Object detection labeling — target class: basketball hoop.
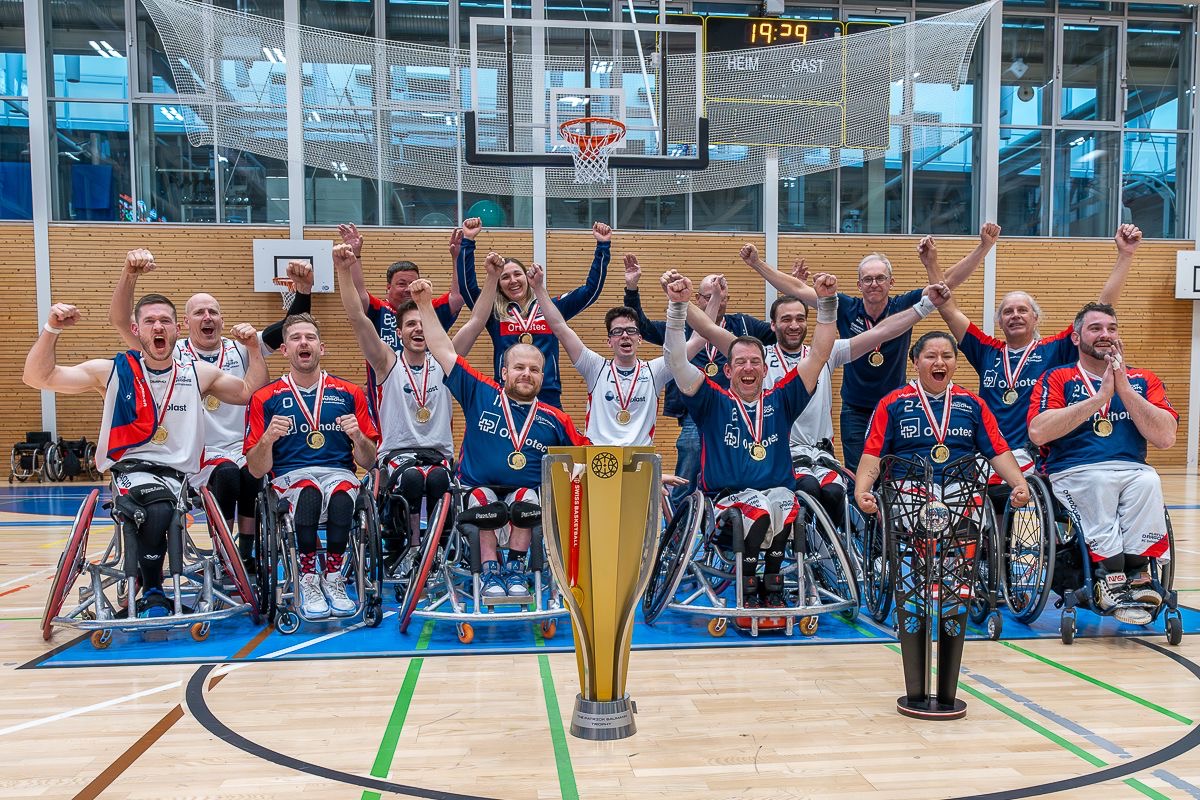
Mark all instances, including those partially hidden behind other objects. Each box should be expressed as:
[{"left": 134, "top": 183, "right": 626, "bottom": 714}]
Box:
[
  {"left": 272, "top": 277, "right": 297, "bottom": 312},
  {"left": 559, "top": 117, "right": 626, "bottom": 184}
]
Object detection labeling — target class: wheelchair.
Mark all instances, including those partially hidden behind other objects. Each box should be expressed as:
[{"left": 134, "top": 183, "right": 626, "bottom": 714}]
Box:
[
  {"left": 42, "top": 436, "right": 101, "bottom": 482},
  {"left": 395, "top": 481, "right": 566, "bottom": 644},
  {"left": 9, "top": 431, "right": 53, "bottom": 483},
  {"left": 255, "top": 472, "right": 386, "bottom": 633},
  {"left": 642, "top": 486, "right": 859, "bottom": 638},
  {"left": 1015, "top": 471, "right": 1181, "bottom": 646},
  {"left": 40, "top": 467, "right": 260, "bottom": 648}
]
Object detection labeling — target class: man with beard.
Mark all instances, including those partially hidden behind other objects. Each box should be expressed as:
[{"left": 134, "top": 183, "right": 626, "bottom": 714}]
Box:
[
  {"left": 1028, "top": 303, "right": 1177, "bottom": 626},
  {"left": 244, "top": 314, "right": 380, "bottom": 619},
  {"left": 24, "top": 296, "right": 267, "bottom": 616},
  {"left": 410, "top": 278, "right": 588, "bottom": 599}
]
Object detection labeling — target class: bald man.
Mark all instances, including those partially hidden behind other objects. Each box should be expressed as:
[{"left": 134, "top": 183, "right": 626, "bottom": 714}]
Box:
[{"left": 108, "top": 249, "right": 313, "bottom": 569}]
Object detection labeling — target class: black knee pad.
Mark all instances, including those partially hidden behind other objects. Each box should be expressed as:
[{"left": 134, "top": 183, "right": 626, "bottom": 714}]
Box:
[
  {"left": 457, "top": 501, "right": 508, "bottom": 530},
  {"left": 326, "top": 491, "right": 355, "bottom": 553},
  {"left": 509, "top": 500, "right": 541, "bottom": 529},
  {"left": 237, "top": 465, "right": 258, "bottom": 517},
  {"left": 397, "top": 467, "right": 428, "bottom": 507},
  {"left": 292, "top": 487, "right": 323, "bottom": 553},
  {"left": 1125, "top": 554, "right": 1149, "bottom": 571},
  {"left": 207, "top": 462, "right": 241, "bottom": 518},
  {"left": 425, "top": 466, "right": 451, "bottom": 501},
  {"left": 744, "top": 515, "right": 770, "bottom": 554}
]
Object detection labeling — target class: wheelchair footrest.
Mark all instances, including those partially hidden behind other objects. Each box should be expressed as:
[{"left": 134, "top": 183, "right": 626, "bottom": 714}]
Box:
[{"left": 480, "top": 595, "right": 536, "bottom": 609}]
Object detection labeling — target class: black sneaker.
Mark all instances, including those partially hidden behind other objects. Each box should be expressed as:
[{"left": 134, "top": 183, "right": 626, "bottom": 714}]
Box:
[{"left": 759, "top": 573, "right": 787, "bottom": 609}]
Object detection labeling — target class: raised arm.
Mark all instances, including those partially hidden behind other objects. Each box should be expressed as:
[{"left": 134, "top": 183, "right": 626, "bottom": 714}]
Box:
[
  {"left": 409, "top": 278, "right": 458, "bottom": 373},
  {"left": 685, "top": 301, "right": 736, "bottom": 356},
  {"left": 196, "top": 324, "right": 268, "bottom": 405},
  {"left": 739, "top": 244, "right": 819, "bottom": 306},
  {"left": 552, "top": 222, "right": 611, "bottom": 320},
  {"left": 622, "top": 254, "right": 667, "bottom": 345},
  {"left": 455, "top": 217, "right": 484, "bottom": 308},
  {"left": 445, "top": 227, "right": 466, "bottom": 318},
  {"left": 452, "top": 250, "right": 501, "bottom": 356},
  {"left": 262, "top": 260, "right": 314, "bottom": 352},
  {"left": 846, "top": 283, "right": 947, "bottom": 360},
  {"left": 1098, "top": 224, "right": 1141, "bottom": 305},
  {"left": 333, "top": 243, "right": 395, "bottom": 377},
  {"left": 108, "top": 249, "right": 155, "bottom": 350},
  {"left": 916, "top": 236, "right": 971, "bottom": 341},
  {"left": 337, "top": 223, "right": 370, "bottom": 314},
  {"left": 1027, "top": 368, "right": 1114, "bottom": 447},
  {"left": 24, "top": 304, "right": 112, "bottom": 394},
  {"left": 794, "top": 274, "right": 839, "bottom": 393},
  {"left": 941, "top": 222, "right": 1000, "bottom": 290},
  {"left": 662, "top": 272, "right": 705, "bottom": 396},
  {"left": 528, "top": 260, "right": 585, "bottom": 364}
]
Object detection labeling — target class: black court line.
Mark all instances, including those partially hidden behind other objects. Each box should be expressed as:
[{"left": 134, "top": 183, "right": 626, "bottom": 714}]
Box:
[
  {"left": 951, "top": 639, "right": 1200, "bottom": 800},
  {"left": 17, "top": 632, "right": 89, "bottom": 670},
  {"left": 184, "top": 664, "right": 500, "bottom": 800}
]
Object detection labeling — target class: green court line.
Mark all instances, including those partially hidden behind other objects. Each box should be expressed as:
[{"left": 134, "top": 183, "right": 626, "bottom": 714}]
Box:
[
  {"left": 360, "top": 621, "right": 434, "bottom": 800},
  {"left": 999, "top": 640, "right": 1193, "bottom": 725},
  {"left": 843, "top": 616, "right": 884, "bottom": 639},
  {"left": 1124, "top": 778, "right": 1173, "bottom": 799},
  {"left": 0, "top": 616, "right": 40, "bottom": 621},
  {"left": 535, "top": 628, "right": 580, "bottom": 800}
]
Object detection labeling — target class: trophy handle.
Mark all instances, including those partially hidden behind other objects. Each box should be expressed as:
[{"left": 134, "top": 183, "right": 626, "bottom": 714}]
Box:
[
  {"left": 612, "top": 453, "right": 661, "bottom": 683},
  {"left": 540, "top": 454, "right": 595, "bottom": 694}
]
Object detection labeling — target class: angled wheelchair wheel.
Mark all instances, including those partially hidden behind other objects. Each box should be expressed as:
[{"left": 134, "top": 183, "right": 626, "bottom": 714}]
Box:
[
  {"left": 352, "top": 482, "right": 385, "bottom": 614},
  {"left": 1002, "top": 474, "right": 1056, "bottom": 625},
  {"left": 642, "top": 491, "right": 706, "bottom": 625},
  {"left": 859, "top": 496, "right": 892, "bottom": 624},
  {"left": 398, "top": 492, "right": 451, "bottom": 634},
  {"left": 969, "top": 501, "right": 1000, "bottom": 627},
  {"left": 793, "top": 491, "right": 859, "bottom": 623},
  {"left": 83, "top": 442, "right": 100, "bottom": 480},
  {"left": 43, "top": 443, "right": 65, "bottom": 482},
  {"left": 254, "top": 488, "right": 279, "bottom": 622},
  {"left": 42, "top": 488, "right": 100, "bottom": 640},
  {"left": 1159, "top": 510, "right": 1175, "bottom": 593},
  {"left": 201, "top": 488, "right": 261, "bottom": 625}
]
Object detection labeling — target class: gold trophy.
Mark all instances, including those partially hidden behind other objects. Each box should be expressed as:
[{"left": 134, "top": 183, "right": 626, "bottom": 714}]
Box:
[{"left": 542, "top": 446, "right": 661, "bottom": 740}]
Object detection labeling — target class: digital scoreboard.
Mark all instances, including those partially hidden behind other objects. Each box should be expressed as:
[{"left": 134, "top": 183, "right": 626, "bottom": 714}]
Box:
[{"left": 704, "top": 17, "right": 844, "bottom": 52}]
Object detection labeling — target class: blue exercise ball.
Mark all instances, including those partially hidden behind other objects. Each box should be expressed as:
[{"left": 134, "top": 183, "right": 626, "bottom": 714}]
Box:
[{"left": 465, "top": 199, "right": 506, "bottom": 228}]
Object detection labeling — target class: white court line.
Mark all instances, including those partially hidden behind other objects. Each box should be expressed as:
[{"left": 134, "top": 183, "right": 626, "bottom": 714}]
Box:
[
  {"left": 0, "top": 568, "right": 55, "bottom": 589},
  {"left": 0, "top": 611, "right": 396, "bottom": 738}
]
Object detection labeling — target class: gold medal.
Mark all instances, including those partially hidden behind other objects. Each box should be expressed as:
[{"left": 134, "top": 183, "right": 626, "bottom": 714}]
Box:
[
  {"left": 507, "top": 451, "right": 527, "bottom": 470},
  {"left": 616, "top": 409, "right": 632, "bottom": 425},
  {"left": 705, "top": 362, "right": 719, "bottom": 376},
  {"left": 867, "top": 351, "right": 885, "bottom": 368},
  {"left": 930, "top": 443, "right": 950, "bottom": 463},
  {"left": 415, "top": 406, "right": 432, "bottom": 424},
  {"left": 307, "top": 431, "right": 326, "bottom": 449},
  {"left": 1002, "top": 389, "right": 1018, "bottom": 406},
  {"left": 1093, "top": 418, "right": 1114, "bottom": 437},
  {"left": 151, "top": 426, "right": 168, "bottom": 446},
  {"left": 204, "top": 395, "right": 220, "bottom": 412},
  {"left": 518, "top": 332, "right": 533, "bottom": 345},
  {"left": 749, "top": 443, "right": 767, "bottom": 462}
]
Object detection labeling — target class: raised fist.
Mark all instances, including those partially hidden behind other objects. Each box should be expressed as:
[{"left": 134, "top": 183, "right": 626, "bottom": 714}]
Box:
[
  {"left": 408, "top": 278, "right": 433, "bottom": 304},
  {"left": 265, "top": 415, "right": 292, "bottom": 443},
  {"left": 287, "top": 259, "right": 315, "bottom": 294},
  {"left": 980, "top": 222, "right": 1001, "bottom": 248},
  {"left": 229, "top": 323, "right": 258, "bottom": 345},
  {"left": 484, "top": 251, "right": 504, "bottom": 276},
  {"left": 739, "top": 243, "right": 760, "bottom": 265},
  {"left": 331, "top": 244, "right": 356, "bottom": 272},
  {"left": 916, "top": 235, "right": 937, "bottom": 266},
  {"left": 624, "top": 253, "right": 642, "bottom": 290},
  {"left": 1115, "top": 223, "right": 1142, "bottom": 255},
  {"left": 592, "top": 222, "right": 612, "bottom": 243},
  {"left": 48, "top": 303, "right": 81, "bottom": 329},
  {"left": 448, "top": 227, "right": 463, "bottom": 262},
  {"left": 812, "top": 273, "right": 838, "bottom": 298},
  {"left": 666, "top": 275, "right": 692, "bottom": 303},
  {"left": 659, "top": 269, "right": 683, "bottom": 292},
  {"left": 923, "top": 282, "right": 951, "bottom": 307},
  {"left": 337, "top": 223, "right": 363, "bottom": 257},
  {"left": 527, "top": 263, "right": 545, "bottom": 290},
  {"left": 124, "top": 249, "right": 157, "bottom": 275},
  {"left": 462, "top": 217, "right": 483, "bottom": 240},
  {"left": 336, "top": 413, "right": 360, "bottom": 440}
]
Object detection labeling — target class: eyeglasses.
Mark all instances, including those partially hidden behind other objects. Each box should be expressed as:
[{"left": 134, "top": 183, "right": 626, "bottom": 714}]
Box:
[
  {"left": 608, "top": 326, "right": 641, "bottom": 338},
  {"left": 694, "top": 292, "right": 713, "bottom": 301},
  {"left": 859, "top": 276, "right": 890, "bottom": 286}
]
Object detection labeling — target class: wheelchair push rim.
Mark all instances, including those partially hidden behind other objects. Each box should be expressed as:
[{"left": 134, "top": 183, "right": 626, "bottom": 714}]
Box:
[{"left": 42, "top": 488, "right": 100, "bottom": 640}]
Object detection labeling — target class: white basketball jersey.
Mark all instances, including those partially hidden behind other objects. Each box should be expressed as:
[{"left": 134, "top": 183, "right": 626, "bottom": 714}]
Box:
[
  {"left": 574, "top": 349, "right": 671, "bottom": 447},
  {"left": 377, "top": 354, "right": 453, "bottom": 460},
  {"left": 174, "top": 338, "right": 247, "bottom": 455},
  {"left": 764, "top": 339, "right": 852, "bottom": 451},
  {"left": 97, "top": 357, "right": 205, "bottom": 474}
]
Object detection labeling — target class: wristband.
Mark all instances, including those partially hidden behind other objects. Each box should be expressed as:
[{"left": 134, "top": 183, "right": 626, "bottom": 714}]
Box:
[
  {"left": 666, "top": 300, "right": 688, "bottom": 329},
  {"left": 913, "top": 295, "right": 936, "bottom": 319},
  {"left": 44, "top": 323, "right": 63, "bottom": 335},
  {"left": 816, "top": 295, "right": 837, "bottom": 325}
]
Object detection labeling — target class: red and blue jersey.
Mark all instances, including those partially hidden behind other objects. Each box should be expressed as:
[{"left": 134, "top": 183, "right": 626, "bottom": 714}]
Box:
[
  {"left": 244, "top": 373, "right": 380, "bottom": 477},
  {"left": 959, "top": 323, "right": 1076, "bottom": 448},
  {"left": 837, "top": 289, "right": 924, "bottom": 409},
  {"left": 1028, "top": 364, "right": 1176, "bottom": 475},
  {"left": 456, "top": 237, "right": 610, "bottom": 408},
  {"left": 444, "top": 356, "right": 588, "bottom": 489},
  {"left": 864, "top": 383, "right": 1009, "bottom": 479},
  {"left": 365, "top": 291, "right": 456, "bottom": 421},
  {"left": 681, "top": 369, "right": 813, "bottom": 493}
]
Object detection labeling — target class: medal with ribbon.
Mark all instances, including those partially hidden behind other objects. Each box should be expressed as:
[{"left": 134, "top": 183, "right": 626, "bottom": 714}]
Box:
[
  {"left": 703, "top": 343, "right": 720, "bottom": 377},
  {"left": 733, "top": 391, "right": 767, "bottom": 462},
  {"left": 1075, "top": 364, "right": 1113, "bottom": 437},
  {"left": 187, "top": 340, "right": 226, "bottom": 412},
  {"left": 508, "top": 300, "right": 540, "bottom": 345},
  {"left": 500, "top": 391, "right": 540, "bottom": 470},
  {"left": 863, "top": 316, "right": 884, "bottom": 367},
  {"left": 913, "top": 379, "right": 954, "bottom": 463},
  {"left": 609, "top": 360, "right": 642, "bottom": 425},
  {"left": 402, "top": 355, "right": 433, "bottom": 424},
  {"left": 1000, "top": 341, "right": 1037, "bottom": 406},
  {"left": 285, "top": 371, "right": 328, "bottom": 449},
  {"left": 148, "top": 362, "right": 178, "bottom": 446}
]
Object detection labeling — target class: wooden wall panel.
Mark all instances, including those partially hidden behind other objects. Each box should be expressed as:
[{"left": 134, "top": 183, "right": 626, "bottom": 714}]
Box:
[
  {"left": 1, "top": 224, "right": 1190, "bottom": 476},
  {"left": 0, "top": 223, "right": 42, "bottom": 465}
]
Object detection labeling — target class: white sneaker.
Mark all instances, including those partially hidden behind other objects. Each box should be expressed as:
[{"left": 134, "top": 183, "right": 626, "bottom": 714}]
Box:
[
  {"left": 299, "top": 572, "right": 329, "bottom": 618},
  {"left": 322, "top": 571, "right": 356, "bottom": 617}
]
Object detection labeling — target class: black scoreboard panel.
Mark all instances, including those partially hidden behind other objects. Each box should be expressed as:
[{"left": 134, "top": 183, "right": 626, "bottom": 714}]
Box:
[{"left": 703, "top": 16, "right": 844, "bottom": 52}]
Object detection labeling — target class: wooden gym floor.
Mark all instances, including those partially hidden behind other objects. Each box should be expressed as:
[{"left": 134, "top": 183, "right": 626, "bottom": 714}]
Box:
[{"left": 1, "top": 473, "right": 1199, "bottom": 800}]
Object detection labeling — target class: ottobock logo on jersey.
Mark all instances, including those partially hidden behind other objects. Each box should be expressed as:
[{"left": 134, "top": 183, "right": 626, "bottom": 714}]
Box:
[
  {"left": 724, "top": 424, "right": 740, "bottom": 447},
  {"left": 982, "top": 372, "right": 997, "bottom": 388},
  {"left": 900, "top": 419, "right": 920, "bottom": 438},
  {"left": 478, "top": 412, "right": 500, "bottom": 434}
]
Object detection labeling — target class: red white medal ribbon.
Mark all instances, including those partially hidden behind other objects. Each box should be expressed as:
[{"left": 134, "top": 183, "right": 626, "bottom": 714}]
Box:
[
  {"left": 863, "top": 316, "right": 882, "bottom": 359},
  {"left": 732, "top": 391, "right": 765, "bottom": 448},
  {"left": 499, "top": 391, "right": 540, "bottom": 455},
  {"left": 608, "top": 359, "right": 643, "bottom": 413},
  {"left": 704, "top": 342, "right": 720, "bottom": 372},
  {"left": 284, "top": 371, "right": 326, "bottom": 434},
  {"left": 400, "top": 355, "right": 431, "bottom": 409},
  {"left": 1002, "top": 341, "right": 1037, "bottom": 393},
  {"left": 147, "top": 361, "right": 178, "bottom": 430},
  {"left": 913, "top": 379, "right": 953, "bottom": 446},
  {"left": 507, "top": 300, "right": 541, "bottom": 338},
  {"left": 773, "top": 344, "right": 805, "bottom": 374},
  {"left": 1075, "top": 364, "right": 1111, "bottom": 418},
  {"left": 185, "top": 339, "right": 225, "bottom": 369}
]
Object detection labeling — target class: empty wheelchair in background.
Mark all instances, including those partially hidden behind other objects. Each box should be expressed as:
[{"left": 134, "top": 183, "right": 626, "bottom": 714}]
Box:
[
  {"left": 41, "top": 436, "right": 101, "bottom": 482},
  {"left": 395, "top": 482, "right": 566, "bottom": 644},
  {"left": 41, "top": 467, "right": 259, "bottom": 648},
  {"left": 9, "top": 431, "right": 53, "bottom": 483},
  {"left": 255, "top": 471, "right": 386, "bottom": 633},
  {"left": 642, "top": 488, "right": 858, "bottom": 638}
]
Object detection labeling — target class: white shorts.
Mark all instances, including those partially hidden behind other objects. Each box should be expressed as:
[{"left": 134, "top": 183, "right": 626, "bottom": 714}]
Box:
[
  {"left": 271, "top": 467, "right": 360, "bottom": 524},
  {"left": 715, "top": 487, "right": 798, "bottom": 550},
  {"left": 191, "top": 448, "right": 248, "bottom": 490},
  {"left": 884, "top": 481, "right": 985, "bottom": 533},
  {"left": 1050, "top": 466, "right": 1169, "bottom": 563},
  {"left": 791, "top": 445, "right": 845, "bottom": 488},
  {"left": 986, "top": 447, "right": 1034, "bottom": 487},
  {"left": 466, "top": 486, "right": 539, "bottom": 548},
  {"left": 113, "top": 470, "right": 185, "bottom": 501}
]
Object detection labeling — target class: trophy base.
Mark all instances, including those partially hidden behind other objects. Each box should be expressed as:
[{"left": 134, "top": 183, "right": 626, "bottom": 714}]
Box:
[
  {"left": 569, "top": 694, "right": 637, "bottom": 740},
  {"left": 896, "top": 696, "right": 967, "bottom": 720}
]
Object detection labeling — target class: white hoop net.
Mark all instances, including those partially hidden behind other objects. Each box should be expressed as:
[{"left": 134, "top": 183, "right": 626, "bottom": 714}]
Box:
[
  {"left": 560, "top": 119, "right": 626, "bottom": 185},
  {"left": 272, "top": 277, "right": 297, "bottom": 312}
]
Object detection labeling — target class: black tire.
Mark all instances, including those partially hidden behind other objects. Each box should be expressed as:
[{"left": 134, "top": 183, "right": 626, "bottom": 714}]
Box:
[
  {"left": 1060, "top": 613, "right": 1075, "bottom": 645},
  {"left": 642, "top": 491, "right": 705, "bottom": 626},
  {"left": 202, "top": 487, "right": 261, "bottom": 625},
  {"left": 43, "top": 444, "right": 65, "bottom": 482},
  {"left": 398, "top": 493, "right": 451, "bottom": 634},
  {"left": 42, "top": 489, "right": 99, "bottom": 640},
  {"left": 860, "top": 495, "right": 892, "bottom": 623},
  {"left": 254, "top": 490, "right": 278, "bottom": 623},
  {"left": 793, "top": 491, "right": 859, "bottom": 623},
  {"left": 1002, "top": 474, "right": 1056, "bottom": 625},
  {"left": 1166, "top": 613, "right": 1183, "bottom": 646}
]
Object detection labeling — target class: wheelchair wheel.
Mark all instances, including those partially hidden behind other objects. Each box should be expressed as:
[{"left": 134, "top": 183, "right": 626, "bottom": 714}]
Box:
[
  {"left": 642, "top": 491, "right": 706, "bottom": 625},
  {"left": 43, "top": 444, "right": 65, "bottom": 482},
  {"left": 254, "top": 490, "right": 279, "bottom": 622},
  {"left": 84, "top": 442, "right": 100, "bottom": 480},
  {"left": 353, "top": 483, "right": 385, "bottom": 619},
  {"left": 42, "top": 488, "right": 100, "bottom": 640},
  {"left": 969, "top": 502, "right": 1000, "bottom": 627},
  {"left": 398, "top": 492, "right": 451, "bottom": 634},
  {"left": 793, "top": 491, "right": 859, "bottom": 623},
  {"left": 1002, "top": 475, "right": 1056, "bottom": 625},
  {"left": 860, "top": 495, "right": 892, "bottom": 623},
  {"left": 201, "top": 488, "right": 261, "bottom": 624},
  {"left": 1159, "top": 510, "right": 1175, "bottom": 593}
]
